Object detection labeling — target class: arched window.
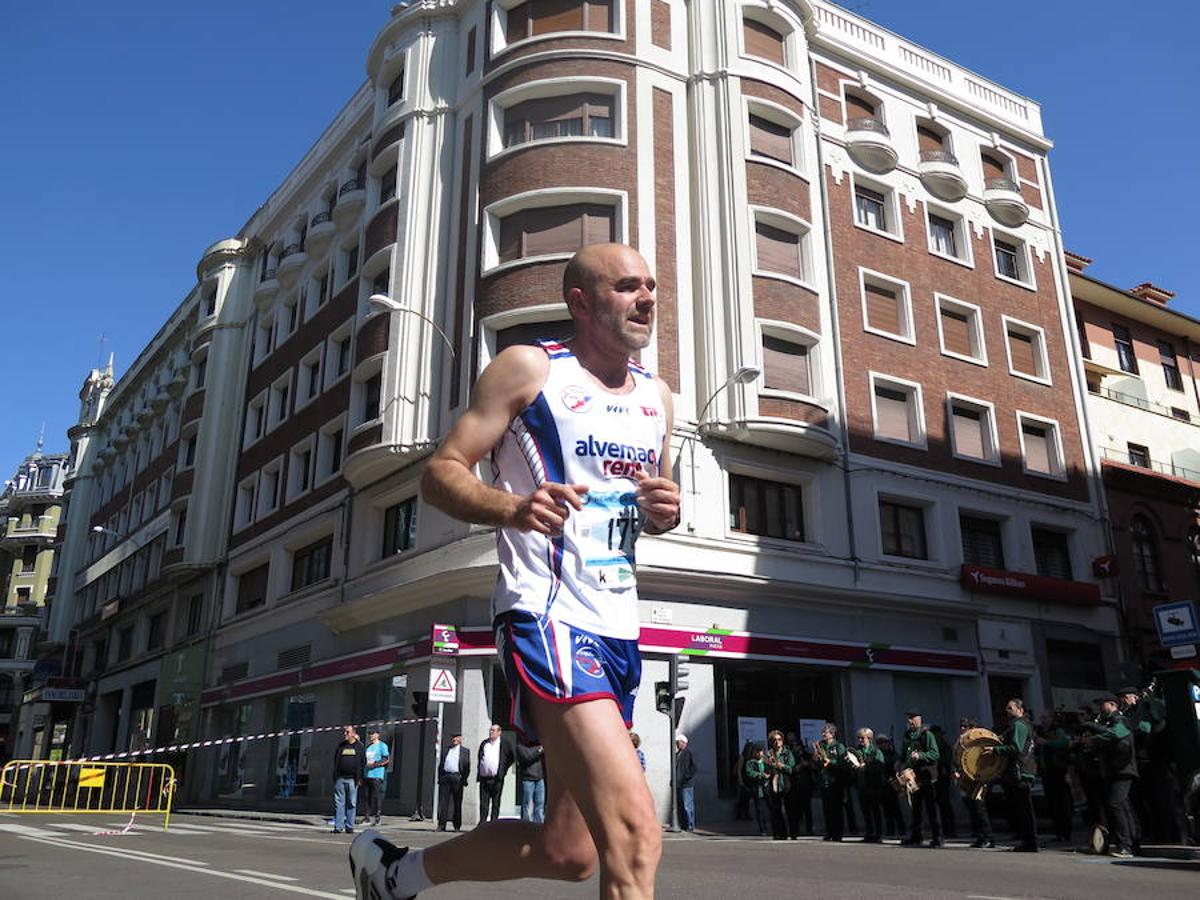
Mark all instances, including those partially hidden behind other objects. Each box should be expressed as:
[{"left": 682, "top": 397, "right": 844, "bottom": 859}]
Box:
[{"left": 1130, "top": 515, "right": 1163, "bottom": 593}]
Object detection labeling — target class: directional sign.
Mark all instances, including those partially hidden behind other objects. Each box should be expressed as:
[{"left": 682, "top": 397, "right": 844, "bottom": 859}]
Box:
[
  {"left": 1153, "top": 601, "right": 1200, "bottom": 647},
  {"left": 429, "top": 664, "right": 457, "bottom": 704}
]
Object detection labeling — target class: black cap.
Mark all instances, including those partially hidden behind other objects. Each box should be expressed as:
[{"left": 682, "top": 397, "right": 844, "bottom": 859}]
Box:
[
  {"left": 1115, "top": 686, "right": 1139, "bottom": 697},
  {"left": 1093, "top": 692, "right": 1118, "bottom": 705},
  {"left": 905, "top": 709, "right": 922, "bottom": 718}
]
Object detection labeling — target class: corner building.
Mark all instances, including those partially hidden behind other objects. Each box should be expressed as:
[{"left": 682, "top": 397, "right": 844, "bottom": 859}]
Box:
[{"left": 56, "top": 1, "right": 1120, "bottom": 823}]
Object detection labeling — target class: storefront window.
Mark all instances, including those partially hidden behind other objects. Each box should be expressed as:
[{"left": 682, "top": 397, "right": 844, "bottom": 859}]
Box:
[{"left": 275, "top": 693, "right": 316, "bottom": 798}]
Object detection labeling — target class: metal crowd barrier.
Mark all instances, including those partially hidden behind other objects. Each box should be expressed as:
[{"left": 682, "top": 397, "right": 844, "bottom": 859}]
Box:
[{"left": 0, "top": 760, "right": 175, "bottom": 830}]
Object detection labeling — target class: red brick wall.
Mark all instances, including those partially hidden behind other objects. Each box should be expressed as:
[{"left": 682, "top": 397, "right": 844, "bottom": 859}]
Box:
[
  {"left": 752, "top": 278, "right": 821, "bottom": 334},
  {"left": 652, "top": 87, "right": 679, "bottom": 391},
  {"left": 651, "top": 0, "right": 671, "bottom": 50}
]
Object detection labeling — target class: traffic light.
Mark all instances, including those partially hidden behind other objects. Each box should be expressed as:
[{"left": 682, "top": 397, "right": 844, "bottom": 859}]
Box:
[
  {"left": 411, "top": 690, "right": 428, "bottom": 718},
  {"left": 675, "top": 657, "right": 691, "bottom": 694},
  {"left": 655, "top": 681, "right": 671, "bottom": 715}
]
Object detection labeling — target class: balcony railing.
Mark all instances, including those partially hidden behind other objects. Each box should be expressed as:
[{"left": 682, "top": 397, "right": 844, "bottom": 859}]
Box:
[
  {"left": 1099, "top": 446, "right": 1200, "bottom": 484},
  {"left": 310, "top": 211, "right": 333, "bottom": 227},
  {"left": 985, "top": 176, "right": 1020, "bottom": 192},
  {"left": 279, "top": 243, "right": 304, "bottom": 259},
  {"left": 259, "top": 268, "right": 278, "bottom": 284},
  {"left": 920, "top": 148, "right": 959, "bottom": 165},
  {"left": 1089, "top": 383, "right": 1195, "bottom": 424},
  {"left": 339, "top": 178, "right": 366, "bottom": 197},
  {"left": 846, "top": 116, "right": 889, "bottom": 136}
]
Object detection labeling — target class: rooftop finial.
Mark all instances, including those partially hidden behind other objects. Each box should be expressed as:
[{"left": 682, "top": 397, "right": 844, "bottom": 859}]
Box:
[{"left": 36, "top": 422, "right": 45, "bottom": 453}]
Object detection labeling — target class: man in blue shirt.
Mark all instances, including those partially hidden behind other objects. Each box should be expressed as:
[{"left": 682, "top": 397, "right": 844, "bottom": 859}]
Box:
[{"left": 364, "top": 728, "right": 391, "bottom": 828}]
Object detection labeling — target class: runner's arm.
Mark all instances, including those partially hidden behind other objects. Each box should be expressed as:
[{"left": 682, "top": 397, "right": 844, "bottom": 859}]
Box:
[{"left": 639, "top": 378, "right": 681, "bottom": 534}]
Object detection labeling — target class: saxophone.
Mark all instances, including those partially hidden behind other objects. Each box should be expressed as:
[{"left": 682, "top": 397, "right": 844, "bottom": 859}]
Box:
[{"left": 812, "top": 740, "right": 830, "bottom": 769}]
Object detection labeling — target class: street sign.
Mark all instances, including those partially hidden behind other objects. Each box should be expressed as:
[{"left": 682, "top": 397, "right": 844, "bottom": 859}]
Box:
[
  {"left": 1169, "top": 644, "right": 1197, "bottom": 660},
  {"left": 1153, "top": 601, "right": 1200, "bottom": 647},
  {"left": 429, "top": 664, "right": 457, "bottom": 704},
  {"left": 432, "top": 623, "right": 459, "bottom": 656}
]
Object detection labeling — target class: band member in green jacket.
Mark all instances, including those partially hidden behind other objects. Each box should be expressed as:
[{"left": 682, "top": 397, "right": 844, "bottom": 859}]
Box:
[
  {"left": 853, "top": 728, "right": 887, "bottom": 843},
  {"left": 814, "top": 723, "right": 849, "bottom": 841},
  {"left": 899, "top": 710, "right": 941, "bottom": 847},
  {"left": 988, "top": 698, "right": 1038, "bottom": 852},
  {"left": 1036, "top": 709, "right": 1073, "bottom": 842},
  {"left": 1083, "top": 693, "right": 1138, "bottom": 858},
  {"left": 762, "top": 730, "right": 795, "bottom": 840},
  {"left": 743, "top": 743, "right": 770, "bottom": 836}
]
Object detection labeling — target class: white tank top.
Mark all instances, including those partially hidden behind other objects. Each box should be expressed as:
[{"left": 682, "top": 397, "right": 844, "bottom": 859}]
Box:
[{"left": 490, "top": 340, "right": 667, "bottom": 639}]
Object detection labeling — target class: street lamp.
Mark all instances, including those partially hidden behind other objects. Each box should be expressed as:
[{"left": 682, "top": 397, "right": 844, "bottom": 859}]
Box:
[
  {"left": 683, "top": 364, "right": 761, "bottom": 531},
  {"left": 367, "top": 294, "right": 455, "bottom": 357}
]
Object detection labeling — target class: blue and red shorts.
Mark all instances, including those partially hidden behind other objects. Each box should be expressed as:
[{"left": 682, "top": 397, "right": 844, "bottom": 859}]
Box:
[{"left": 495, "top": 611, "right": 641, "bottom": 742}]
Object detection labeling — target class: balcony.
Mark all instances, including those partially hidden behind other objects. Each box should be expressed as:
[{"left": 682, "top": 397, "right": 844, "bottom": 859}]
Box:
[
  {"left": 983, "top": 176, "right": 1029, "bottom": 226},
  {"left": 254, "top": 269, "right": 280, "bottom": 301},
  {"left": 276, "top": 243, "right": 308, "bottom": 286},
  {"left": 844, "top": 117, "right": 897, "bottom": 173},
  {"left": 306, "top": 211, "right": 336, "bottom": 251},
  {"left": 918, "top": 149, "right": 967, "bottom": 201},
  {"left": 1098, "top": 446, "right": 1200, "bottom": 485},
  {"left": 333, "top": 179, "right": 366, "bottom": 224}
]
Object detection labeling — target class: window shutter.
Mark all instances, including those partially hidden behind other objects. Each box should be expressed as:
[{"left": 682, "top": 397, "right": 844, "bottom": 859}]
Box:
[
  {"left": 941, "top": 307, "right": 972, "bottom": 357},
  {"left": 522, "top": 206, "right": 584, "bottom": 256},
  {"left": 749, "top": 114, "right": 793, "bottom": 165},
  {"left": 763, "top": 336, "right": 810, "bottom": 395},
  {"left": 845, "top": 94, "right": 875, "bottom": 118},
  {"left": 743, "top": 18, "right": 785, "bottom": 64},
  {"left": 533, "top": 0, "right": 584, "bottom": 35},
  {"left": 952, "top": 405, "right": 985, "bottom": 458},
  {"left": 755, "top": 222, "right": 802, "bottom": 278},
  {"left": 1008, "top": 329, "right": 1037, "bottom": 376},
  {"left": 917, "top": 125, "right": 943, "bottom": 152},
  {"left": 584, "top": 0, "right": 612, "bottom": 31},
  {"left": 582, "top": 205, "right": 614, "bottom": 245},
  {"left": 499, "top": 212, "right": 524, "bottom": 262},
  {"left": 875, "top": 386, "right": 911, "bottom": 442},
  {"left": 961, "top": 516, "right": 1005, "bottom": 568},
  {"left": 506, "top": 4, "right": 530, "bottom": 42},
  {"left": 864, "top": 282, "right": 901, "bottom": 335},
  {"left": 1022, "top": 423, "right": 1051, "bottom": 473}
]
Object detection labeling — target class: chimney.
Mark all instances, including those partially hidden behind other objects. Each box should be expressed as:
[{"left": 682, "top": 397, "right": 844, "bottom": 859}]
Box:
[
  {"left": 1129, "top": 282, "right": 1175, "bottom": 305},
  {"left": 1063, "top": 250, "right": 1092, "bottom": 273}
]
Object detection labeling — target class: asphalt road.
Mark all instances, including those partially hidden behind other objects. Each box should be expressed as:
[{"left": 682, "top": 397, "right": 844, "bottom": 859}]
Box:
[{"left": 0, "top": 813, "right": 1196, "bottom": 899}]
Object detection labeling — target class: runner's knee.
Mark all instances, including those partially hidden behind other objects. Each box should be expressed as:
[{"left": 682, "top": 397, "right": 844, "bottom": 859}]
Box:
[{"left": 538, "top": 835, "right": 598, "bottom": 882}]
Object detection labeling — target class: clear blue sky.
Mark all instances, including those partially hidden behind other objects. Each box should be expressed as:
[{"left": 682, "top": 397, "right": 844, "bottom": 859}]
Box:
[{"left": 1, "top": 1, "right": 1196, "bottom": 473}]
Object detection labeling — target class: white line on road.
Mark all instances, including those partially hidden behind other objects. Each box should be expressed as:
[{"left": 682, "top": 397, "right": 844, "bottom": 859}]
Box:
[
  {"left": 0, "top": 823, "right": 61, "bottom": 838},
  {"left": 15, "top": 833, "right": 347, "bottom": 898},
  {"left": 235, "top": 869, "right": 300, "bottom": 882}
]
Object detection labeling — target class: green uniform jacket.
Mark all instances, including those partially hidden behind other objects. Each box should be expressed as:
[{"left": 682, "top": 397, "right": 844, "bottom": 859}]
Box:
[
  {"left": 815, "top": 739, "right": 847, "bottom": 788},
  {"left": 899, "top": 728, "right": 939, "bottom": 782},
  {"left": 1037, "top": 726, "right": 1071, "bottom": 774},
  {"left": 744, "top": 757, "right": 768, "bottom": 799},
  {"left": 765, "top": 746, "right": 796, "bottom": 796},
  {"left": 854, "top": 744, "right": 887, "bottom": 793},
  {"left": 1088, "top": 714, "right": 1137, "bottom": 779},
  {"left": 996, "top": 717, "right": 1035, "bottom": 782}
]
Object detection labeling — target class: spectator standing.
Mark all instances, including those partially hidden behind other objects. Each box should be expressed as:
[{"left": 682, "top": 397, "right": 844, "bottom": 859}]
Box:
[
  {"left": 675, "top": 732, "right": 698, "bottom": 831},
  {"left": 437, "top": 733, "right": 470, "bottom": 832},
  {"left": 477, "top": 723, "right": 514, "bottom": 823},
  {"left": 332, "top": 725, "right": 366, "bottom": 834},
  {"left": 517, "top": 742, "right": 547, "bottom": 823},
  {"left": 743, "top": 743, "right": 769, "bottom": 836},
  {"left": 630, "top": 732, "right": 646, "bottom": 773},
  {"left": 362, "top": 727, "right": 390, "bottom": 827}
]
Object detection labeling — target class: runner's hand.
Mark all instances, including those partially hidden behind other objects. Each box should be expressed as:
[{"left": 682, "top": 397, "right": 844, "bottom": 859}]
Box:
[
  {"left": 511, "top": 482, "right": 588, "bottom": 536},
  {"left": 632, "top": 469, "right": 680, "bottom": 532}
]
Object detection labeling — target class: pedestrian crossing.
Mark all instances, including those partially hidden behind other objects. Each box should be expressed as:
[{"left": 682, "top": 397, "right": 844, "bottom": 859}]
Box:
[{"left": 0, "top": 814, "right": 328, "bottom": 839}]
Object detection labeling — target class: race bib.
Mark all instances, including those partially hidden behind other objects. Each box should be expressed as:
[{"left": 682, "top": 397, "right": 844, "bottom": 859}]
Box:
[{"left": 573, "top": 489, "right": 642, "bottom": 590}]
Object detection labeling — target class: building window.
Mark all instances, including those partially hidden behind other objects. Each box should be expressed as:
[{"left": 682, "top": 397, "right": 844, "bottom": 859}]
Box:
[
  {"left": 20, "top": 545, "right": 37, "bottom": 572},
  {"left": 291, "top": 536, "right": 333, "bottom": 592},
  {"left": 498, "top": 203, "right": 614, "bottom": 264},
  {"left": 236, "top": 478, "right": 257, "bottom": 529},
  {"left": 748, "top": 112, "right": 794, "bottom": 166},
  {"left": 504, "top": 93, "right": 614, "bottom": 148},
  {"left": 754, "top": 217, "right": 808, "bottom": 282},
  {"left": 743, "top": 16, "right": 785, "bottom": 65},
  {"left": 289, "top": 443, "right": 313, "bottom": 499},
  {"left": 1075, "top": 311, "right": 1091, "bottom": 360},
  {"left": 1112, "top": 324, "right": 1137, "bottom": 374},
  {"left": 270, "top": 377, "right": 291, "bottom": 428},
  {"left": 871, "top": 375, "right": 924, "bottom": 447},
  {"left": 948, "top": 395, "right": 998, "bottom": 464},
  {"left": 505, "top": 0, "right": 613, "bottom": 43},
  {"left": 1018, "top": 415, "right": 1062, "bottom": 477},
  {"left": 302, "top": 354, "right": 322, "bottom": 404},
  {"left": 928, "top": 213, "right": 957, "bottom": 257},
  {"left": 318, "top": 424, "right": 345, "bottom": 480},
  {"left": 244, "top": 395, "right": 266, "bottom": 446},
  {"left": 183, "top": 432, "right": 197, "bottom": 468},
  {"left": 259, "top": 463, "right": 282, "bottom": 516},
  {"left": 1031, "top": 527, "right": 1072, "bottom": 580},
  {"left": 860, "top": 271, "right": 913, "bottom": 343},
  {"left": 379, "top": 166, "right": 397, "bottom": 204},
  {"left": 854, "top": 184, "right": 887, "bottom": 232},
  {"left": 147, "top": 611, "right": 167, "bottom": 651},
  {"left": 344, "top": 243, "right": 359, "bottom": 281},
  {"left": 1127, "top": 442, "right": 1151, "bottom": 468},
  {"left": 117, "top": 627, "right": 134, "bottom": 662},
  {"left": 382, "top": 498, "right": 418, "bottom": 557},
  {"left": 992, "top": 233, "right": 1033, "bottom": 285},
  {"left": 1158, "top": 339, "right": 1183, "bottom": 390},
  {"left": 184, "top": 594, "right": 203, "bottom": 638},
  {"left": 387, "top": 68, "right": 404, "bottom": 107},
  {"left": 761, "top": 333, "right": 811, "bottom": 396},
  {"left": 495, "top": 318, "right": 576, "bottom": 354},
  {"left": 937, "top": 296, "right": 985, "bottom": 364},
  {"left": 337, "top": 335, "right": 352, "bottom": 377},
  {"left": 203, "top": 285, "right": 218, "bottom": 317},
  {"left": 173, "top": 505, "right": 188, "bottom": 546},
  {"left": 362, "top": 373, "right": 382, "bottom": 422},
  {"left": 1130, "top": 515, "right": 1164, "bottom": 593},
  {"left": 729, "top": 473, "right": 805, "bottom": 542},
  {"left": 961, "top": 514, "right": 1005, "bottom": 569},
  {"left": 371, "top": 269, "right": 390, "bottom": 297},
  {"left": 879, "top": 500, "right": 927, "bottom": 560},
  {"left": 235, "top": 564, "right": 270, "bottom": 615},
  {"left": 1004, "top": 318, "right": 1050, "bottom": 383}
]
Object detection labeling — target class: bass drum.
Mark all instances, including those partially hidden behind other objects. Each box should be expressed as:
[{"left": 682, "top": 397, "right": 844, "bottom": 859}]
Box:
[{"left": 955, "top": 727, "right": 1007, "bottom": 785}]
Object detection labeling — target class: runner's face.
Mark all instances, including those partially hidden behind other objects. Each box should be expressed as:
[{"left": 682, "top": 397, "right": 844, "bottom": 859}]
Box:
[{"left": 582, "top": 247, "right": 657, "bottom": 352}]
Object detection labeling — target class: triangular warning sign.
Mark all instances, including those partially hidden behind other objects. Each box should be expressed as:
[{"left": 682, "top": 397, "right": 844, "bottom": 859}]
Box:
[{"left": 432, "top": 669, "right": 454, "bottom": 692}]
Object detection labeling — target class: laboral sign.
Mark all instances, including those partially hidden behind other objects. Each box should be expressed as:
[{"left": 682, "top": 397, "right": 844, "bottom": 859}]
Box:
[{"left": 960, "top": 564, "right": 1101, "bottom": 606}]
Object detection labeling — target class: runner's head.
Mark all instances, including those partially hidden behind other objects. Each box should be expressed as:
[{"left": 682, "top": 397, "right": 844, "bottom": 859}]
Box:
[{"left": 563, "top": 243, "right": 657, "bottom": 353}]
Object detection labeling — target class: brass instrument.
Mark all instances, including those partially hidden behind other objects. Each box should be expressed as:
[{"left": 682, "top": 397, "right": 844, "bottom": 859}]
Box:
[
  {"left": 812, "top": 740, "right": 830, "bottom": 768},
  {"left": 764, "top": 746, "right": 787, "bottom": 794}
]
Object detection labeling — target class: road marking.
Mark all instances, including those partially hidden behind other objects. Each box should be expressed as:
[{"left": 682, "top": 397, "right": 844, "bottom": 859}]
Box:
[
  {"left": 0, "top": 823, "right": 61, "bottom": 838},
  {"left": 15, "top": 834, "right": 348, "bottom": 898},
  {"left": 235, "top": 869, "right": 300, "bottom": 881}
]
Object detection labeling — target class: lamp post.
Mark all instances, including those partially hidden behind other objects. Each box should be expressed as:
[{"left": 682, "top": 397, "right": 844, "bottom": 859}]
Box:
[
  {"left": 683, "top": 365, "right": 761, "bottom": 532},
  {"left": 367, "top": 294, "right": 455, "bottom": 357}
]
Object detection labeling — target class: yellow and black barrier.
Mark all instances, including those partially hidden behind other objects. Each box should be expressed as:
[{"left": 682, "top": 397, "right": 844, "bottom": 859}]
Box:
[{"left": 0, "top": 760, "right": 175, "bottom": 830}]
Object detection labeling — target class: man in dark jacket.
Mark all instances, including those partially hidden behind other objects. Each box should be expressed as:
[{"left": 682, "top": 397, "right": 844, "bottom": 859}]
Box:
[
  {"left": 437, "top": 733, "right": 470, "bottom": 832},
  {"left": 516, "top": 742, "right": 546, "bottom": 823},
  {"left": 1086, "top": 693, "right": 1138, "bottom": 858},
  {"left": 675, "top": 732, "right": 698, "bottom": 831},
  {"left": 477, "top": 723, "right": 515, "bottom": 823},
  {"left": 990, "top": 698, "right": 1038, "bottom": 852},
  {"left": 899, "top": 710, "right": 941, "bottom": 847},
  {"left": 332, "top": 725, "right": 366, "bottom": 834}
]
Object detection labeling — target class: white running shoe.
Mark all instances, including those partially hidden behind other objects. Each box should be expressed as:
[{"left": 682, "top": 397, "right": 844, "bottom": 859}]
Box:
[{"left": 349, "top": 829, "right": 416, "bottom": 900}]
